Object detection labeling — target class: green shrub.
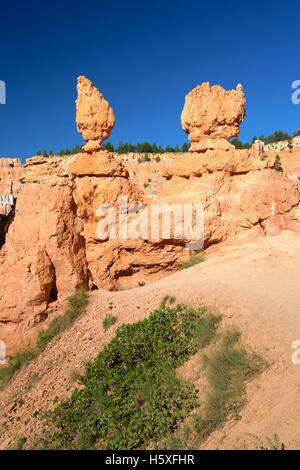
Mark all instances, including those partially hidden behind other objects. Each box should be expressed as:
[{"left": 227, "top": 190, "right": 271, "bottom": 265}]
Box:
[
  {"left": 42, "top": 297, "right": 220, "bottom": 450},
  {"left": 102, "top": 314, "right": 117, "bottom": 332}
]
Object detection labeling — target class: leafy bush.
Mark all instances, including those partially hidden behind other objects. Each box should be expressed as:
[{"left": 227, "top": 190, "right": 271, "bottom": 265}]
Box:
[{"left": 42, "top": 298, "right": 221, "bottom": 450}]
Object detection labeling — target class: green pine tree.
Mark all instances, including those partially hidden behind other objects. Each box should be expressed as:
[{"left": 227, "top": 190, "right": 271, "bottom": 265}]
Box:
[{"left": 274, "top": 154, "right": 283, "bottom": 172}]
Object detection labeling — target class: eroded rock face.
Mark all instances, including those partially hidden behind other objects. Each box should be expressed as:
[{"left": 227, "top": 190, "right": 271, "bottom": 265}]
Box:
[
  {"left": 69, "top": 156, "right": 186, "bottom": 290},
  {"left": 76, "top": 76, "right": 115, "bottom": 153},
  {"left": 181, "top": 82, "right": 246, "bottom": 152},
  {"left": 0, "top": 157, "right": 89, "bottom": 352},
  {"left": 0, "top": 158, "right": 22, "bottom": 215},
  {"left": 251, "top": 140, "right": 265, "bottom": 158},
  {"left": 0, "top": 158, "right": 22, "bottom": 253},
  {"left": 69, "top": 150, "right": 128, "bottom": 177},
  {"left": 159, "top": 149, "right": 300, "bottom": 245}
]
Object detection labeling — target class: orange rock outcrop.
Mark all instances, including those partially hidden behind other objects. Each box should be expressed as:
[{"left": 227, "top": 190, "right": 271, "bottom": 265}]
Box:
[
  {"left": 181, "top": 82, "right": 246, "bottom": 152},
  {"left": 159, "top": 149, "right": 299, "bottom": 244},
  {"left": 76, "top": 76, "right": 115, "bottom": 153},
  {"left": 0, "top": 157, "right": 89, "bottom": 352}
]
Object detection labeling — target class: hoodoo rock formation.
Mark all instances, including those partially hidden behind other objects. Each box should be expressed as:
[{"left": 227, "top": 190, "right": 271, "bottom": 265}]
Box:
[
  {"left": 251, "top": 139, "right": 265, "bottom": 158},
  {"left": 161, "top": 82, "right": 300, "bottom": 244},
  {"left": 181, "top": 82, "right": 246, "bottom": 152},
  {"left": 76, "top": 76, "right": 115, "bottom": 153},
  {"left": 70, "top": 77, "right": 186, "bottom": 290},
  {"left": 0, "top": 77, "right": 300, "bottom": 352}
]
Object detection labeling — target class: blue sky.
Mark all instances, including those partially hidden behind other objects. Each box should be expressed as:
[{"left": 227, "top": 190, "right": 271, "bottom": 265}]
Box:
[{"left": 0, "top": 0, "right": 299, "bottom": 162}]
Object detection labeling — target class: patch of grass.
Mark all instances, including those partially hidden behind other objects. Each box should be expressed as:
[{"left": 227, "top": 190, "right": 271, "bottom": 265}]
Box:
[
  {"left": 0, "top": 288, "right": 88, "bottom": 390},
  {"left": 179, "top": 253, "right": 205, "bottom": 270},
  {"left": 193, "top": 328, "right": 266, "bottom": 440},
  {"left": 42, "top": 296, "right": 220, "bottom": 450},
  {"left": 27, "top": 372, "right": 40, "bottom": 390},
  {"left": 245, "top": 432, "right": 284, "bottom": 450},
  {"left": 37, "top": 288, "right": 88, "bottom": 352},
  {"left": 13, "top": 436, "right": 27, "bottom": 450},
  {"left": 158, "top": 328, "right": 266, "bottom": 449},
  {"left": 0, "top": 349, "right": 37, "bottom": 390},
  {"left": 102, "top": 314, "right": 117, "bottom": 332},
  {"left": 69, "top": 369, "right": 81, "bottom": 384}
]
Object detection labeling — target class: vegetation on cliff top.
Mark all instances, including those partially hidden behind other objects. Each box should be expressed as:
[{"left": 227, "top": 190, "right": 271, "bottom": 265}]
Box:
[
  {"left": 232, "top": 129, "right": 300, "bottom": 150},
  {"left": 35, "top": 128, "right": 300, "bottom": 157}
]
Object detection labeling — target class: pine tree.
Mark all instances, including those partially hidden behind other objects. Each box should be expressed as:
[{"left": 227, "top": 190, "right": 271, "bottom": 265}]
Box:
[{"left": 274, "top": 154, "right": 283, "bottom": 172}]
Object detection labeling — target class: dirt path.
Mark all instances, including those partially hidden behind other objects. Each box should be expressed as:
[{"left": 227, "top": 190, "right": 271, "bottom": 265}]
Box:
[{"left": 0, "top": 230, "right": 299, "bottom": 449}]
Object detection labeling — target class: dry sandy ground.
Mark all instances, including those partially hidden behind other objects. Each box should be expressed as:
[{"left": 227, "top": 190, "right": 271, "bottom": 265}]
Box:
[{"left": 0, "top": 230, "right": 299, "bottom": 449}]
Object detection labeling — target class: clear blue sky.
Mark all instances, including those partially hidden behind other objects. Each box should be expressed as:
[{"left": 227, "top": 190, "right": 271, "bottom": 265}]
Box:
[{"left": 0, "top": 0, "right": 299, "bottom": 162}]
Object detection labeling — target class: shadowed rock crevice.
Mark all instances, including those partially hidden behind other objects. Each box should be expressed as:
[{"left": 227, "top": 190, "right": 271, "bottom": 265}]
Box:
[{"left": 0, "top": 201, "right": 15, "bottom": 249}]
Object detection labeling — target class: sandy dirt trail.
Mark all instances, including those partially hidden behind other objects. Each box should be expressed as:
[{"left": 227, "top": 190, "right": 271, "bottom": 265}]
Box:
[{"left": 0, "top": 230, "right": 299, "bottom": 449}]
